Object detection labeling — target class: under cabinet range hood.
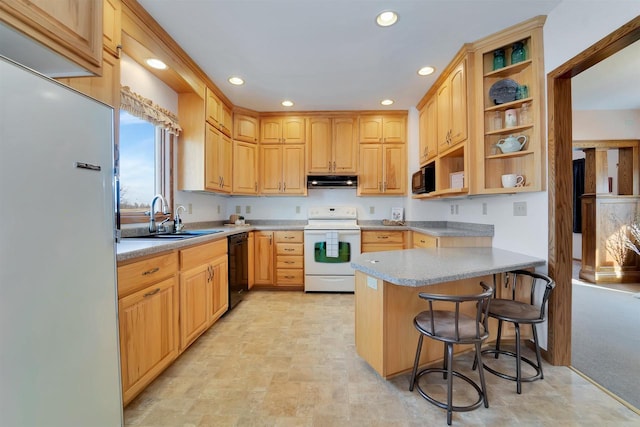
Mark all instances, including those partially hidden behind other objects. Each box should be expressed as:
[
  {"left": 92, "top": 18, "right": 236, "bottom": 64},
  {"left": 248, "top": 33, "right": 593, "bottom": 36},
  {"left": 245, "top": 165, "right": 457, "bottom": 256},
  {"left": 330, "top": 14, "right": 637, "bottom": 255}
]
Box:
[{"left": 307, "top": 175, "right": 358, "bottom": 189}]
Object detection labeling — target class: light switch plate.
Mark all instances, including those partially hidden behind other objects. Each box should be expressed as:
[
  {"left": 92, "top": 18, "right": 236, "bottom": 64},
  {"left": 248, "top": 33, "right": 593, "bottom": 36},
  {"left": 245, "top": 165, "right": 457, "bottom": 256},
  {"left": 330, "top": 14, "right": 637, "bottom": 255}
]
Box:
[{"left": 514, "top": 201, "right": 527, "bottom": 216}]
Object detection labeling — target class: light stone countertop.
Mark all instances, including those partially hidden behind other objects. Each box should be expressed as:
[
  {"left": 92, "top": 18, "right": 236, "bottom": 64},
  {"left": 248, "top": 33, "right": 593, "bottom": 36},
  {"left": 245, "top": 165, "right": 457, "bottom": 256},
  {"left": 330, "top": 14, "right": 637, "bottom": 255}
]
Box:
[{"left": 351, "top": 247, "right": 545, "bottom": 287}]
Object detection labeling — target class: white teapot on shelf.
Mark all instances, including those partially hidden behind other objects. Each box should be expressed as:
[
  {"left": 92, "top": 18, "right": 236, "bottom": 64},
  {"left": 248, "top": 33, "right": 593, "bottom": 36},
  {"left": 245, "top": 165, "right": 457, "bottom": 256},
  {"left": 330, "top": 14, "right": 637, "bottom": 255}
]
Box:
[{"left": 496, "top": 135, "right": 527, "bottom": 153}]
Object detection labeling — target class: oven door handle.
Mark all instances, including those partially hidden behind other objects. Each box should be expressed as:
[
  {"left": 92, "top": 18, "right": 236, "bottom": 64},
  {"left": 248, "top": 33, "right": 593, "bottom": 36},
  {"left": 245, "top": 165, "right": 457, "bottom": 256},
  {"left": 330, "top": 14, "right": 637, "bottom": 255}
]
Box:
[{"left": 304, "top": 230, "right": 361, "bottom": 236}]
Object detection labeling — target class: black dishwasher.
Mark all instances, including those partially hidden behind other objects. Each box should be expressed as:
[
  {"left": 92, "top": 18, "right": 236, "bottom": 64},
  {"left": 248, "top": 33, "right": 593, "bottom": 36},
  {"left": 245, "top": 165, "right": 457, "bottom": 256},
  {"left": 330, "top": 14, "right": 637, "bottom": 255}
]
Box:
[{"left": 227, "top": 232, "right": 249, "bottom": 311}]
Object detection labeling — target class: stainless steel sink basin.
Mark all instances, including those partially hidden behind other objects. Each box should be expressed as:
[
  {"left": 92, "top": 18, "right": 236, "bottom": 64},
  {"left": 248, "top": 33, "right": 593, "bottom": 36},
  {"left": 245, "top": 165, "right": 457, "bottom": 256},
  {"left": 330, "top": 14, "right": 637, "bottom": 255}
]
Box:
[{"left": 126, "top": 229, "right": 224, "bottom": 240}]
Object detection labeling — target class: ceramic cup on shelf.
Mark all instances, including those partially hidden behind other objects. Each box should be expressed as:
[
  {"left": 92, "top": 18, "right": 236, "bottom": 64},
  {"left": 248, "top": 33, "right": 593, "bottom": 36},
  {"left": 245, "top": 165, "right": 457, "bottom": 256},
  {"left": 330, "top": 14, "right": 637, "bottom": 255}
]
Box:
[{"left": 501, "top": 174, "right": 524, "bottom": 188}]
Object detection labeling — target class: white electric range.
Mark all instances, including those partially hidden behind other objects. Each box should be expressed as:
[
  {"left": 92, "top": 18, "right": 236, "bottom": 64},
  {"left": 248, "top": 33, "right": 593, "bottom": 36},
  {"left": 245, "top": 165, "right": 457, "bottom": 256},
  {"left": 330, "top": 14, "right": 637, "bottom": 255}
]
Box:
[{"left": 303, "top": 206, "right": 361, "bottom": 292}]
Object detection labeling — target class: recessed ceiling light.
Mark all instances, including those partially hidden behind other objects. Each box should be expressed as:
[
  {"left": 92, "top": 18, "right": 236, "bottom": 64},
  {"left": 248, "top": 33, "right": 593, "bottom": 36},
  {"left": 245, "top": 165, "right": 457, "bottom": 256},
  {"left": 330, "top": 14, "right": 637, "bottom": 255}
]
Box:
[
  {"left": 418, "top": 66, "right": 435, "bottom": 76},
  {"left": 146, "top": 58, "right": 167, "bottom": 70},
  {"left": 376, "top": 10, "right": 398, "bottom": 27},
  {"left": 381, "top": 99, "right": 394, "bottom": 106},
  {"left": 281, "top": 100, "right": 294, "bottom": 107},
  {"left": 228, "top": 76, "right": 244, "bottom": 85}
]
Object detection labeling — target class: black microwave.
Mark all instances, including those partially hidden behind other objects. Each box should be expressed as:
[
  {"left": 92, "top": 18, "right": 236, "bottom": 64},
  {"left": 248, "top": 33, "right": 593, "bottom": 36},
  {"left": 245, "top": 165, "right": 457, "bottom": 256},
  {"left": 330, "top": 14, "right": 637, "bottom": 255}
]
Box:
[{"left": 412, "top": 164, "right": 435, "bottom": 194}]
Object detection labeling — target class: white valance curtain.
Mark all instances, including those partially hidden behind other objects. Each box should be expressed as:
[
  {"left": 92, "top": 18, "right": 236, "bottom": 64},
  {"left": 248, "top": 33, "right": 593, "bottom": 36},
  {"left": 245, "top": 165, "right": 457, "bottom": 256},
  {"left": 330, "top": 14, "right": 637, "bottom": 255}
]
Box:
[{"left": 120, "top": 86, "right": 182, "bottom": 136}]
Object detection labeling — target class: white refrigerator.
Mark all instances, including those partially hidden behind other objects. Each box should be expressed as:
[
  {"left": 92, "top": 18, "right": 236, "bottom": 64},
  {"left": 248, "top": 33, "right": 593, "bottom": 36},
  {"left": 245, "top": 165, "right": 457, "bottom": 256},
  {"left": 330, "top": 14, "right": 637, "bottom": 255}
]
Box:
[{"left": 0, "top": 56, "right": 123, "bottom": 425}]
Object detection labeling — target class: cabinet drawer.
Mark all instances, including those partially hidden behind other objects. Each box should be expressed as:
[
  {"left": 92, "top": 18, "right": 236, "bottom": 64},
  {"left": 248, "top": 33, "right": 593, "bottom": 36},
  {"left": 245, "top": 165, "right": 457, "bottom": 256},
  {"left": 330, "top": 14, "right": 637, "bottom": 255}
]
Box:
[
  {"left": 180, "top": 239, "right": 227, "bottom": 271},
  {"left": 277, "top": 255, "right": 304, "bottom": 269},
  {"left": 362, "top": 231, "right": 404, "bottom": 244},
  {"left": 413, "top": 233, "right": 437, "bottom": 248},
  {"left": 118, "top": 252, "right": 179, "bottom": 298},
  {"left": 276, "top": 269, "right": 304, "bottom": 285},
  {"left": 362, "top": 243, "right": 405, "bottom": 253},
  {"left": 275, "top": 230, "right": 303, "bottom": 243},
  {"left": 276, "top": 243, "right": 303, "bottom": 256}
]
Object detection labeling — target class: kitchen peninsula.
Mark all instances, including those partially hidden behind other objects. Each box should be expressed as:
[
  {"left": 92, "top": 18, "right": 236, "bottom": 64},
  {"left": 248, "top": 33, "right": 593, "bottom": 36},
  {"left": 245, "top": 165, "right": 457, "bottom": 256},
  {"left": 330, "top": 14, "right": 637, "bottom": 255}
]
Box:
[{"left": 351, "top": 247, "right": 545, "bottom": 378}]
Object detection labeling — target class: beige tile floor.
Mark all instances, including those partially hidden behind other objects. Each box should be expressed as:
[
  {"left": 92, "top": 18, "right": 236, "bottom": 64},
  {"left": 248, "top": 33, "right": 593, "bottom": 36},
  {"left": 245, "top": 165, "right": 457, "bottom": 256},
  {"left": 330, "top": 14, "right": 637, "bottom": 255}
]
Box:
[{"left": 124, "top": 291, "right": 639, "bottom": 426}]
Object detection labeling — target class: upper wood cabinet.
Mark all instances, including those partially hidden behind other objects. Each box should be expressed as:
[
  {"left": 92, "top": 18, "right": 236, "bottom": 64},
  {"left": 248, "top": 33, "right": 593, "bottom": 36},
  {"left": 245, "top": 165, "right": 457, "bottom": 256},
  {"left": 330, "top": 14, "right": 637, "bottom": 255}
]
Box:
[
  {"left": 260, "top": 116, "right": 305, "bottom": 144},
  {"left": 206, "top": 87, "right": 232, "bottom": 137},
  {"left": 0, "top": 0, "right": 103, "bottom": 75},
  {"left": 357, "top": 144, "right": 406, "bottom": 196},
  {"left": 232, "top": 140, "right": 258, "bottom": 195},
  {"left": 102, "top": 0, "right": 121, "bottom": 58},
  {"left": 359, "top": 115, "right": 406, "bottom": 144},
  {"left": 57, "top": 49, "right": 120, "bottom": 107},
  {"left": 418, "top": 97, "right": 438, "bottom": 166},
  {"left": 259, "top": 144, "right": 306, "bottom": 195},
  {"left": 472, "top": 17, "right": 546, "bottom": 194},
  {"left": 307, "top": 116, "right": 358, "bottom": 175},
  {"left": 178, "top": 93, "right": 231, "bottom": 194},
  {"left": 233, "top": 113, "right": 259, "bottom": 143},
  {"left": 437, "top": 58, "right": 468, "bottom": 153}
]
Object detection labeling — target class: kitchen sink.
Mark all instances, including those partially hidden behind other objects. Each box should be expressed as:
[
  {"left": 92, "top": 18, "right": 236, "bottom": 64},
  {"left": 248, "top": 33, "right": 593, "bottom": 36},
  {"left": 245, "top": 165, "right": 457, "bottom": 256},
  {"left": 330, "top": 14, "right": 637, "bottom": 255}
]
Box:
[{"left": 125, "top": 229, "right": 224, "bottom": 240}]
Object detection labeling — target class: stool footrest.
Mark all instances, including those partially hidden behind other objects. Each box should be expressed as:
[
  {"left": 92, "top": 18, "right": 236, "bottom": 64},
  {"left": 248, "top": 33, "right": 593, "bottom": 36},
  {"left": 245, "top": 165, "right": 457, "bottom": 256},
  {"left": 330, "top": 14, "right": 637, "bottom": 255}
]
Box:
[
  {"left": 480, "top": 349, "right": 542, "bottom": 383},
  {"left": 413, "top": 368, "right": 486, "bottom": 413}
]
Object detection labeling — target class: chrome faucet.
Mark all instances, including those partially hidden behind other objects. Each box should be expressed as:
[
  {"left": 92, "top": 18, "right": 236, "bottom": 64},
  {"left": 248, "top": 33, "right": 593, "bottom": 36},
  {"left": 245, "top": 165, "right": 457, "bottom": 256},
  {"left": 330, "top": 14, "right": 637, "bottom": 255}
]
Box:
[{"left": 148, "top": 194, "right": 170, "bottom": 233}]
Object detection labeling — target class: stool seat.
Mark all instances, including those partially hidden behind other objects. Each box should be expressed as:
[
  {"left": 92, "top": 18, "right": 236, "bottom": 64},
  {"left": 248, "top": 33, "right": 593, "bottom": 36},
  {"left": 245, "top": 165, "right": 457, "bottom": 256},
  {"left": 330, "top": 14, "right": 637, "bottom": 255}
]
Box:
[
  {"left": 474, "top": 270, "right": 555, "bottom": 394},
  {"left": 409, "top": 282, "right": 493, "bottom": 425}
]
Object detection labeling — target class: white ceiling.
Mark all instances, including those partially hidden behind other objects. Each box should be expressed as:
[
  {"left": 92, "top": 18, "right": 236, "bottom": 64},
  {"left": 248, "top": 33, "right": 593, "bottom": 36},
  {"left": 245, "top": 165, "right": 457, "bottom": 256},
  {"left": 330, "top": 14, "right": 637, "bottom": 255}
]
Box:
[{"left": 138, "top": 0, "right": 563, "bottom": 112}]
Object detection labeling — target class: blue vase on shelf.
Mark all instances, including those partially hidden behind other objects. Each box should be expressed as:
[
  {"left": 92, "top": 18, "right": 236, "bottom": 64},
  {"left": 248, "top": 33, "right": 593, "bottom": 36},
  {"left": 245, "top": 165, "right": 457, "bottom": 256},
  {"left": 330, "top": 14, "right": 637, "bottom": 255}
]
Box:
[
  {"left": 511, "top": 41, "right": 526, "bottom": 64},
  {"left": 493, "top": 49, "right": 505, "bottom": 70}
]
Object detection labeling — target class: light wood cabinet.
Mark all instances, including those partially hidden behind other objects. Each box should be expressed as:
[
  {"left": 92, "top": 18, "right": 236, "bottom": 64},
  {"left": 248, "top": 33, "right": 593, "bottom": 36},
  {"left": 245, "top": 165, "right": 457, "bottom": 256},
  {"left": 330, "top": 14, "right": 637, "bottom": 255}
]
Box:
[
  {"left": 361, "top": 230, "right": 405, "bottom": 253},
  {"left": 260, "top": 116, "right": 305, "bottom": 143},
  {"left": 102, "top": 0, "right": 121, "bottom": 58},
  {"left": 254, "top": 231, "right": 274, "bottom": 285},
  {"left": 472, "top": 17, "right": 546, "bottom": 194},
  {"left": 357, "top": 144, "right": 406, "bottom": 195},
  {"left": 437, "top": 59, "right": 468, "bottom": 153},
  {"left": 275, "top": 231, "right": 304, "bottom": 288},
  {"left": 205, "top": 123, "right": 233, "bottom": 193},
  {"left": 117, "top": 252, "right": 179, "bottom": 406},
  {"left": 206, "top": 87, "right": 232, "bottom": 136},
  {"left": 307, "top": 116, "right": 358, "bottom": 174},
  {"left": 179, "top": 240, "right": 228, "bottom": 351},
  {"left": 0, "top": 0, "right": 103, "bottom": 74},
  {"left": 234, "top": 113, "right": 259, "bottom": 143},
  {"left": 259, "top": 144, "right": 306, "bottom": 195},
  {"left": 57, "top": 49, "right": 120, "bottom": 107},
  {"left": 359, "top": 115, "right": 406, "bottom": 144},
  {"left": 232, "top": 140, "right": 258, "bottom": 195},
  {"left": 418, "top": 97, "right": 437, "bottom": 166},
  {"left": 411, "top": 231, "right": 492, "bottom": 248}
]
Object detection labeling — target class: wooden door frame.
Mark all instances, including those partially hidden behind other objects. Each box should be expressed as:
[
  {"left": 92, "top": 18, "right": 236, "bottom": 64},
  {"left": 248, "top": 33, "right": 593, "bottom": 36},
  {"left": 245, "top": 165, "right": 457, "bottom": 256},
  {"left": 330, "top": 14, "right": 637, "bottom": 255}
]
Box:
[{"left": 546, "top": 16, "right": 640, "bottom": 365}]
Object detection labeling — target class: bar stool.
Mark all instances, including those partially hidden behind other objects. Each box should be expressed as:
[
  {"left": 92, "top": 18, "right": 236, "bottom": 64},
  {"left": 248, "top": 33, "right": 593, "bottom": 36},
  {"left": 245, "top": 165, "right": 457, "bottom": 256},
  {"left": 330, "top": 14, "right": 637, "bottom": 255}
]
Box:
[
  {"left": 409, "top": 282, "right": 493, "bottom": 425},
  {"left": 474, "top": 270, "right": 555, "bottom": 394}
]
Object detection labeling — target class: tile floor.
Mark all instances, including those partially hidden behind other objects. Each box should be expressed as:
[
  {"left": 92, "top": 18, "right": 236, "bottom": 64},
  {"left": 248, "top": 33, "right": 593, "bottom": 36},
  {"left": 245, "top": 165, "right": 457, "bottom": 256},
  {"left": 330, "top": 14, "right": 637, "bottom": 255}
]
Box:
[{"left": 124, "top": 290, "right": 639, "bottom": 426}]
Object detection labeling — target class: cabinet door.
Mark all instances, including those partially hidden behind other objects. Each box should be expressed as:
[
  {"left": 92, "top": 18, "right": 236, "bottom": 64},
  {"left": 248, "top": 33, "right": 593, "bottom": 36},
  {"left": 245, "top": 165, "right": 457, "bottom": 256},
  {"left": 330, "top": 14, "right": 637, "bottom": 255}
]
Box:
[
  {"left": 234, "top": 114, "right": 259, "bottom": 143},
  {"left": 333, "top": 117, "right": 358, "bottom": 173},
  {"left": 282, "top": 117, "right": 306, "bottom": 143},
  {"left": 357, "top": 144, "right": 384, "bottom": 195},
  {"left": 261, "top": 118, "right": 283, "bottom": 143},
  {"left": 259, "top": 145, "right": 283, "bottom": 194},
  {"left": 383, "top": 144, "right": 406, "bottom": 194},
  {"left": 282, "top": 144, "right": 306, "bottom": 194},
  {"left": 449, "top": 60, "right": 467, "bottom": 145},
  {"left": 210, "top": 256, "right": 228, "bottom": 322},
  {"left": 419, "top": 97, "right": 437, "bottom": 165},
  {"left": 179, "top": 264, "right": 211, "bottom": 350},
  {"left": 437, "top": 80, "right": 452, "bottom": 152},
  {"left": 232, "top": 141, "right": 258, "bottom": 194},
  {"left": 248, "top": 232, "right": 255, "bottom": 290},
  {"left": 57, "top": 51, "right": 120, "bottom": 107},
  {"left": 220, "top": 134, "right": 233, "bottom": 193},
  {"left": 119, "top": 276, "right": 179, "bottom": 405},
  {"left": 359, "top": 116, "right": 383, "bottom": 143},
  {"left": 102, "top": 0, "right": 121, "bottom": 58},
  {"left": 254, "top": 231, "right": 274, "bottom": 285},
  {"left": 205, "top": 123, "right": 221, "bottom": 191},
  {"left": 206, "top": 88, "right": 222, "bottom": 128},
  {"left": 382, "top": 116, "right": 406, "bottom": 143},
  {"left": 307, "top": 117, "right": 332, "bottom": 174}
]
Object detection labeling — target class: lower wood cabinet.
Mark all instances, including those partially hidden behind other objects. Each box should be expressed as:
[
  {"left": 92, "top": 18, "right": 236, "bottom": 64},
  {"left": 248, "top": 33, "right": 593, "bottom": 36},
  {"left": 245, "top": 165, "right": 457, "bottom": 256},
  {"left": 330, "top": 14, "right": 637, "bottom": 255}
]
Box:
[
  {"left": 361, "top": 230, "right": 406, "bottom": 253},
  {"left": 253, "top": 230, "right": 304, "bottom": 289},
  {"left": 412, "top": 231, "right": 492, "bottom": 248},
  {"left": 254, "top": 231, "right": 274, "bottom": 285},
  {"left": 117, "top": 252, "right": 179, "bottom": 406}
]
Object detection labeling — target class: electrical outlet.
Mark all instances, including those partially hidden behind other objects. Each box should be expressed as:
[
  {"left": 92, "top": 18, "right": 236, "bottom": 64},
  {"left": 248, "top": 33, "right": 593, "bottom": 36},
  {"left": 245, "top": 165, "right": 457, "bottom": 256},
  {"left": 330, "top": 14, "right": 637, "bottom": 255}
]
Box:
[
  {"left": 296, "top": 206, "right": 301, "bottom": 214},
  {"left": 455, "top": 204, "right": 459, "bottom": 215},
  {"left": 482, "top": 203, "right": 487, "bottom": 215},
  {"left": 450, "top": 205, "right": 454, "bottom": 214},
  {"left": 235, "top": 205, "right": 241, "bottom": 214},
  {"left": 188, "top": 203, "right": 192, "bottom": 214},
  {"left": 245, "top": 205, "right": 251, "bottom": 214},
  {"left": 514, "top": 201, "right": 527, "bottom": 216},
  {"left": 369, "top": 206, "right": 375, "bottom": 214},
  {"left": 217, "top": 205, "right": 220, "bottom": 214}
]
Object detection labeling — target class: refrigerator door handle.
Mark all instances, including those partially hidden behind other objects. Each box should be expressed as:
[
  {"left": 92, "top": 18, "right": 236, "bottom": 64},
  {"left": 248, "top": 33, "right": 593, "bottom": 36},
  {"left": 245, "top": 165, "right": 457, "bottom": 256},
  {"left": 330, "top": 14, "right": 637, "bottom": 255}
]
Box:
[{"left": 74, "top": 161, "right": 102, "bottom": 171}]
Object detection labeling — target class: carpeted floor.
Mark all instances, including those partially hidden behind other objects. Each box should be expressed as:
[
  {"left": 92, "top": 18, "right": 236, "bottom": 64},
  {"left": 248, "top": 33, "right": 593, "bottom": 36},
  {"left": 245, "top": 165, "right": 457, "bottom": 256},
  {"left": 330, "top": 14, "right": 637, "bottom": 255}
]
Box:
[{"left": 571, "top": 279, "right": 640, "bottom": 410}]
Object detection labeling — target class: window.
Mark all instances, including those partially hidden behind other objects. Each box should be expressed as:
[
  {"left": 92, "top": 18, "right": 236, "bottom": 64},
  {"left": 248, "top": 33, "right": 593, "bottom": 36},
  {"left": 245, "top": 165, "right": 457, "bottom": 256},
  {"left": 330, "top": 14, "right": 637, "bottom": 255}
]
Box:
[{"left": 117, "top": 110, "right": 173, "bottom": 224}]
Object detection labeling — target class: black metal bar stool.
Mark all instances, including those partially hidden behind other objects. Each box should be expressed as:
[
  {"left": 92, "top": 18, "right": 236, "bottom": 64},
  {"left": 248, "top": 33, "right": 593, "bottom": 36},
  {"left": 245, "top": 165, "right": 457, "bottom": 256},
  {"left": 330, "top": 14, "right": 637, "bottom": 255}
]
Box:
[
  {"left": 474, "top": 270, "right": 555, "bottom": 394},
  {"left": 409, "top": 282, "right": 494, "bottom": 425}
]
